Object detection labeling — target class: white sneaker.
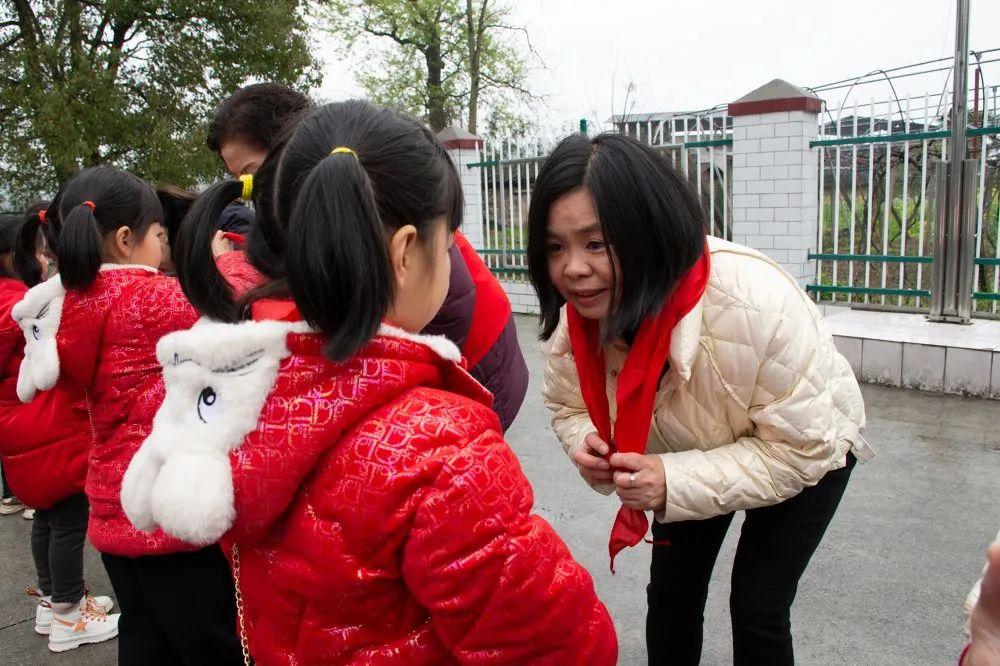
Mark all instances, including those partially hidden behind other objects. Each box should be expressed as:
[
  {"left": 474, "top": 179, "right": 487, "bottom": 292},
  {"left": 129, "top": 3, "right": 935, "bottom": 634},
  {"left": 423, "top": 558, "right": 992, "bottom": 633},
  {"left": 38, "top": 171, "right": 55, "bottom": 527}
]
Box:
[
  {"left": 48, "top": 606, "right": 119, "bottom": 653},
  {"left": 0, "top": 497, "right": 25, "bottom": 515},
  {"left": 22, "top": 508, "right": 34, "bottom": 520},
  {"left": 28, "top": 589, "right": 115, "bottom": 635}
]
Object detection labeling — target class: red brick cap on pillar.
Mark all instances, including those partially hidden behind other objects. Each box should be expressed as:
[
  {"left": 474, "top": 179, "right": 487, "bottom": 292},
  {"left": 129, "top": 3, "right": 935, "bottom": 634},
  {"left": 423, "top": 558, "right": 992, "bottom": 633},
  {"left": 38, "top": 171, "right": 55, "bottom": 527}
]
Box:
[
  {"left": 728, "top": 79, "right": 823, "bottom": 116},
  {"left": 437, "top": 125, "right": 484, "bottom": 150}
]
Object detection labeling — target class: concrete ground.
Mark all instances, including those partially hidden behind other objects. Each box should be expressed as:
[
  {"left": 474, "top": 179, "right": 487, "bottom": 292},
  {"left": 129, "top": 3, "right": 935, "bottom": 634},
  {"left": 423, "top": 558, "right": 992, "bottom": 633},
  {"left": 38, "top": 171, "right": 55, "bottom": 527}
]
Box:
[{"left": 1, "top": 314, "right": 998, "bottom": 664}]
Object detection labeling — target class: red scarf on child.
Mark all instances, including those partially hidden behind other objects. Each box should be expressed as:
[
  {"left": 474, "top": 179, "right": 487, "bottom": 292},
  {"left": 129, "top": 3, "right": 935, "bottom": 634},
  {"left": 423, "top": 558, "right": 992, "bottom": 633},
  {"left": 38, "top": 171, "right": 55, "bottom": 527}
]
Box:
[{"left": 566, "top": 246, "right": 710, "bottom": 572}]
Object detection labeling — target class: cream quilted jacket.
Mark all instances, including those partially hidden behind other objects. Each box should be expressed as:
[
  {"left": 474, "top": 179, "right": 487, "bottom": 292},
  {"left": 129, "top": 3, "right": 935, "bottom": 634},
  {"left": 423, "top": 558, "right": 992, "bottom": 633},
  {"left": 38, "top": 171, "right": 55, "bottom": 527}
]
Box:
[{"left": 543, "top": 236, "right": 874, "bottom": 523}]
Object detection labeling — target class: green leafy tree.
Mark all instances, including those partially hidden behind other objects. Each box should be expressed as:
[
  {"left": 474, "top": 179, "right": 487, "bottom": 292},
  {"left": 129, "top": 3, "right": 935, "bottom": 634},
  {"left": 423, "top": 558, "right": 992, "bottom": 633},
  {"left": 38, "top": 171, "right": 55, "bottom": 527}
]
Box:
[
  {"left": 0, "top": 0, "right": 318, "bottom": 207},
  {"left": 319, "top": 0, "right": 539, "bottom": 134}
]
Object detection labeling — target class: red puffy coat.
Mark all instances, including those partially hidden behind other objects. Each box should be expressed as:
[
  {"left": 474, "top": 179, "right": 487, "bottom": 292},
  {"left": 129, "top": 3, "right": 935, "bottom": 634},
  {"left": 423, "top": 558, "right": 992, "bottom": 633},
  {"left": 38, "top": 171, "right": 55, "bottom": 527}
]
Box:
[
  {"left": 0, "top": 278, "right": 91, "bottom": 509},
  {"left": 13, "top": 254, "right": 257, "bottom": 556},
  {"left": 126, "top": 316, "right": 617, "bottom": 665}
]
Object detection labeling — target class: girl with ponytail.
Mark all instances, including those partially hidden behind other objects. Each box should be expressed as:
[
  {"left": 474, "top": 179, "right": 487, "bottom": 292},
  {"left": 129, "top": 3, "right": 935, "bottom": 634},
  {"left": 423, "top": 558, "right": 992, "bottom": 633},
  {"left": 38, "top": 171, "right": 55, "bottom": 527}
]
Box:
[
  {"left": 0, "top": 206, "right": 116, "bottom": 653},
  {"left": 11, "top": 165, "right": 248, "bottom": 662},
  {"left": 123, "top": 100, "right": 617, "bottom": 665},
  {"left": 13, "top": 196, "right": 61, "bottom": 287}
]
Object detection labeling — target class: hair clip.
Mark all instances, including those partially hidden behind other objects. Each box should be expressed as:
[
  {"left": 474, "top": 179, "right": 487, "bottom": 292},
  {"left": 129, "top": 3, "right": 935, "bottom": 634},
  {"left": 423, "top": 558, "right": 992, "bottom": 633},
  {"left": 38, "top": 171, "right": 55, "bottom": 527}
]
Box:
[
  {"left": 330, "top": 146, "right": 358, "bottom": 159},
  {"left": 239, "top": 174, "right": 253, "bottom": 201}
]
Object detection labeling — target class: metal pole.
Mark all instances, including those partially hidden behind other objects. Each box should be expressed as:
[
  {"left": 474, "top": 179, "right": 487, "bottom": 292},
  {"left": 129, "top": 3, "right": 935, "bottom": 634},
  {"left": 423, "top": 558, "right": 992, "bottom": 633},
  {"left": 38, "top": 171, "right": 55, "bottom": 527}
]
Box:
[
  {"left": 948, "top": 0, "right": 970, "bottom": 218},
  {"left": 929, "top": 0, "right": 972, "bottom": 322}
]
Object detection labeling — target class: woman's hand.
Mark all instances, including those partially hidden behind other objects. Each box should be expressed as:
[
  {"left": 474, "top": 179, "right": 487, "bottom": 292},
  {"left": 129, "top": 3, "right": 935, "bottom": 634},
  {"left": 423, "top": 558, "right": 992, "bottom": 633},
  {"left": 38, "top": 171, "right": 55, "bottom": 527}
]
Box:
[
  {"left": 211, "top": 230, "right": 235, "bottom": 258},
  {"left": 571, "top": 433, "right": 613, "bottom": 487},
  {"left": 610, "top": 453, "right": 666, "bottom": 512},
  {"left": 967, "top": 544, "right": 1000, "bottom": 665}
]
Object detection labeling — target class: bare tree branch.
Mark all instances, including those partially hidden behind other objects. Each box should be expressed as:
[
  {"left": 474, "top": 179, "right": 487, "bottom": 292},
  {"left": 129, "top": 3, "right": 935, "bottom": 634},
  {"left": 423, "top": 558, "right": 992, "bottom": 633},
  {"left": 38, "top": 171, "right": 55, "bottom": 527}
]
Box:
[
  {"left": 483, "top": 22, "right": 544, "bottom": 65},
  {"left": 479, "top": 70, "right": 540, "bottom": 100},
  {"left": 11, "top": 0, "right": 40, "bottom": 47},
  {"left": 0, "top": 32, "right": 22, "bottom": 51},
  {"left": 362, "top": 19, "right": 422, "bottom": 51},
  {"left": 88, "top": 9, "right": 112, "bottom": 57}
]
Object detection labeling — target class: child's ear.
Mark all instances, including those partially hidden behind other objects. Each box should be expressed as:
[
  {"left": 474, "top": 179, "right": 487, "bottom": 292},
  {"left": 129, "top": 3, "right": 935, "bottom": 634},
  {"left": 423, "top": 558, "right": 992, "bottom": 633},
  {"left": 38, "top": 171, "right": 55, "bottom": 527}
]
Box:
[
  {"left": 387, "top": 224, "right": 418, "bottom": 288},
  {"left": 113, "top": 225, "right": 132, "bottom": 257}
]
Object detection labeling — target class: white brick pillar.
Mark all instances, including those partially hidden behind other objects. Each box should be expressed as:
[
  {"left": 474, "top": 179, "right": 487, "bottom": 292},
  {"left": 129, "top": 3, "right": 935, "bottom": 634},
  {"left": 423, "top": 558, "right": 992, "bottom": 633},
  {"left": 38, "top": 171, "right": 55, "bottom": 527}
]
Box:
[
  {"left": 729, "top": 80, "right": 822, "bottom": 287},
  {"left": 437, "top": 126, "right": 484, "bottom": 249}
]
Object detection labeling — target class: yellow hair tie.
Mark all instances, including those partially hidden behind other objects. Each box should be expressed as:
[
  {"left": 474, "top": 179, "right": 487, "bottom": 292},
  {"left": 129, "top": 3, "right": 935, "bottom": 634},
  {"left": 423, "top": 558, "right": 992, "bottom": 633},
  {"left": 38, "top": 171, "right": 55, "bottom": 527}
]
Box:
[
  {"left": 239, "top": 174, "right": 253, "bottom": 201},
  {"left": 331, "top": 146, "right": 358, "bottom": 159}
]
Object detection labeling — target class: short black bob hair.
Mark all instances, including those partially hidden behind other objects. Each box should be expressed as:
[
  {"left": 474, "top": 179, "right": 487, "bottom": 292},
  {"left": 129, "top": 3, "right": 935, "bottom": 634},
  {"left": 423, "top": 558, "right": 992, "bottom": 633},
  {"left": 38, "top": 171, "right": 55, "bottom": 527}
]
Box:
[
  {"left": 527, "top": 132, "right": 706, "bottom": 342},
  {"left": 206, "top": 83, "right": 312, "bottom": 154}
]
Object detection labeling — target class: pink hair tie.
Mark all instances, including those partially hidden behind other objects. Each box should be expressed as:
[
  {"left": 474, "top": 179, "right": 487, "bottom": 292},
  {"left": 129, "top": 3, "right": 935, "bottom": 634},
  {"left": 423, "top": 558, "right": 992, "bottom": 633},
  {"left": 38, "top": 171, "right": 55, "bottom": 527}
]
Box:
[
  {"left": 82, "top": 201, "right": 96, "bottom": 212},
  {"left": 38, "top": 210, "right": 47, "bottom": 224}
]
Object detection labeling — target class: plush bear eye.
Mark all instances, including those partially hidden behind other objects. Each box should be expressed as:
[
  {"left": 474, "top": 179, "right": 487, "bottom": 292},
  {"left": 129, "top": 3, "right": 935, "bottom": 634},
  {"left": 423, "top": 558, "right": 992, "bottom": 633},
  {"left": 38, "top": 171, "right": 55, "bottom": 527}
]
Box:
[
  {"left": 196, "top": 387, "right": 221, "bottom": 424},
  {"left": 31, "top": 324, "right": 40, "bottom": 341}
]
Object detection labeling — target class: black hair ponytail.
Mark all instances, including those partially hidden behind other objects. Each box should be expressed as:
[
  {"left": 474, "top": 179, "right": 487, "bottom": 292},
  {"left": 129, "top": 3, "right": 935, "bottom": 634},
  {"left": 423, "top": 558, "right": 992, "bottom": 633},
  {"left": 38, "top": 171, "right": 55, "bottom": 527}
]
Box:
[
  {"left": 54, "top": 166, "right": 162, "bottom": 292},
  {"left": 13, "top": 211, "right": 42, "bottom": 285},
  {"left": 13, "top": 198, "right": 60, "bottom": 287},
  {"left": 174, "top": 180, "right": 244, "bottom": 322},
  {"left": 286, "top": 154, "right": 392, "bottom": 361},
  {"left": 57, "top": 203, "right": 105, "bottom": 290},
  {"left": 271, "top": 100, "right": 462, "bottom": 362},
  {"left": 0, "top": 214, "right": 25, "bottom": 282}
]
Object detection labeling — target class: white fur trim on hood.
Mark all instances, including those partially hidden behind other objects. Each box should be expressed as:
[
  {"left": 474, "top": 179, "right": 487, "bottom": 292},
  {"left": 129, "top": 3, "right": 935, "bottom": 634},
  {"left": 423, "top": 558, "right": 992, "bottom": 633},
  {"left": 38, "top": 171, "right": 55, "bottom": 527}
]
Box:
[
  {"left": 10, "top": 276, "right": 67, "bottom": 403},
  {"left": 98, "top": 263, "right": 158, "bottom": 274},
  {"left": 377, "top": 323, "right": 462, "bottom": 363}
]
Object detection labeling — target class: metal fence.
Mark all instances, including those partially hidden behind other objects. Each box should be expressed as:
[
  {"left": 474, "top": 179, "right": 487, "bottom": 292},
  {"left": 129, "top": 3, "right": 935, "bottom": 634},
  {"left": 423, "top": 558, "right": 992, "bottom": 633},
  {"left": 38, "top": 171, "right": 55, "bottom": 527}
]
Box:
[
  {"left": 811, "top": 87, "right": 1000, "bottom": 314},
  {"left": 472, "top": 112, "right": 733, "bottom": 279}
]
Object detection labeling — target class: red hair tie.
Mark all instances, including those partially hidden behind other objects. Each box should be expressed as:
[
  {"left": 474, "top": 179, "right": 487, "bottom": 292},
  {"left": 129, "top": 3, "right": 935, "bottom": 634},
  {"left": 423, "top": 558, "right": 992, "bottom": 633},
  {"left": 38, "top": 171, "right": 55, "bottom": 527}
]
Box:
[
  {"left": 38, "top": 210, "right": 47, "bottom": 225},
  {"left": 82, "top": 201, "right": 96, "bottom": 212}
]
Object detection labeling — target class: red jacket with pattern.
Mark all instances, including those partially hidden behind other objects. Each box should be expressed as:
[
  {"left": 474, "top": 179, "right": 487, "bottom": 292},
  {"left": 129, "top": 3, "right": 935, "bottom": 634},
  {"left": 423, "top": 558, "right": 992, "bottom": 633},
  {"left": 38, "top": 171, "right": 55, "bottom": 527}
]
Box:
[
  {"left": 0, "top": 277, "right": 91, "bottom": 509},
  {"left": 13, "top": 253, "right": 258, "bottom": 556},
  {"left": 124, "top": 317, "right": 617, "bottom": 665}
]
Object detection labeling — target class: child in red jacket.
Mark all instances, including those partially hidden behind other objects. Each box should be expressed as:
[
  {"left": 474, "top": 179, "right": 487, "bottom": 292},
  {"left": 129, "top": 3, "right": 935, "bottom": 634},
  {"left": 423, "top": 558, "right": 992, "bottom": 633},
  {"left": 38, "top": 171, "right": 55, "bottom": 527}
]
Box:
[
  {"left": 122, "top": 100, "right": 618, "bottom": 665},
  {"left": 12, "top": 168, "right": 251, "bottom": 664},
  {"left": 0, "top": 208, "right": 117, "bottom": 652}
]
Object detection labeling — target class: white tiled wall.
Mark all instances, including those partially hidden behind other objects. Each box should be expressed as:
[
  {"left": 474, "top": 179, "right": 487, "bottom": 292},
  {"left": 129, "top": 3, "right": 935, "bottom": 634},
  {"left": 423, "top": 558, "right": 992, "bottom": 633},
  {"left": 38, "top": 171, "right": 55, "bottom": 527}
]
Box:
[
  {"left": 901, "top": 344, "right": 945, "bottom": 393},
  {"left": 831, "top": 335, "right": 1000, "bottom": 399},
  {"left": 944, "top": 348, "right": 993, "bottom": 396},
  {"left": 860, "top": 339, "right": 903, "bottom": 387},
  {"left": 500, "top": 280, "right": 540, "bottom": 315},
  {"left": 833, "top": 336, "right": 862, "bottom": 377}
]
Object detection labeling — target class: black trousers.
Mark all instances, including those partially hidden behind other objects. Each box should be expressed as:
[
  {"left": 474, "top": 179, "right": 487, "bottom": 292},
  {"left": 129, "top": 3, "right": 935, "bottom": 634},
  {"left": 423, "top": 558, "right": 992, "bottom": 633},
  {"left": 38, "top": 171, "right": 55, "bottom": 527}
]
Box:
[
  {"left": 646, "top": 454, "right": 856, "bottom": 666},
  {"left": 101, "top": 545, "right": 243, "bottom": 666},
  {"left": 1, "top": 462, "right": 12, "bottom": 500},
  {"left": 31, "top": 492, "right": 89, "bottom": 603}
]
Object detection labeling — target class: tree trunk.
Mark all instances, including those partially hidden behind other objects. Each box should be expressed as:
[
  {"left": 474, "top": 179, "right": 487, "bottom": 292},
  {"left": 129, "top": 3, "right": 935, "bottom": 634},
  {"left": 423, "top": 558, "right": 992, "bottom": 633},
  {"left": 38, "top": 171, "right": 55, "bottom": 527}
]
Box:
[
  {"left": 465, "top": 0, "right": 480, "bottom": 135},
  {"left": 425, "top": 23, "right": 447, "bottom": 132},
  {"left": 68, "top": 0, "right": 83, "bottom": 72}
]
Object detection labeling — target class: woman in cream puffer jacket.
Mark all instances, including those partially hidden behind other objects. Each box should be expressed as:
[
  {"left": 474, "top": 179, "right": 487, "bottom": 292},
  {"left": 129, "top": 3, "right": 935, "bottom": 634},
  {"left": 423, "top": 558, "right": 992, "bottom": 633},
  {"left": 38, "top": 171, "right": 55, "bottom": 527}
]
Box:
[
  {"left": 531, "top": 132, "right": 873, "bottom": 666},
  {"left": 543, "top": 235, "right": 873, "bottom": 521}
]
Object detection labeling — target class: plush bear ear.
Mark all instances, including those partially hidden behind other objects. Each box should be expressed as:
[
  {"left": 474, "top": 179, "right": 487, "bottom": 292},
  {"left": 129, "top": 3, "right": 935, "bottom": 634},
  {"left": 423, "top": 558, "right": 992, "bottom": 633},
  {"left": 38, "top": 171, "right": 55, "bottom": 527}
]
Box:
[
  {"left": 121, "top": 318, "right": 303, "bottom": 544},
  {"left": 11, "top": 277, "right": 66, "bottom": 402}
]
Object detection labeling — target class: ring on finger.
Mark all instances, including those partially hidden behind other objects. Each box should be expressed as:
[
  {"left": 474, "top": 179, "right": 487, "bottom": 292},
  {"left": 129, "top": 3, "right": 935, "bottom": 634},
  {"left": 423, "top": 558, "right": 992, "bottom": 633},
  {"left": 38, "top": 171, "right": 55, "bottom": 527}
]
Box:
[{"left": 629, "top": 472, "right": 636, "bottom": 489}]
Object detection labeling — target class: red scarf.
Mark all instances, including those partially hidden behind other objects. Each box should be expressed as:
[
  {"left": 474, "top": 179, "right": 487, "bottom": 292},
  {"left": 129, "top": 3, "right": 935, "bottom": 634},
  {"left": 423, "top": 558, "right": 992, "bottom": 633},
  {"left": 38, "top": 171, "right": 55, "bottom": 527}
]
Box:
[
  {"left": 567, "top": 246, "right": 710, "bottom": 572},
  {"left": 453, "top": 232, "right": 511, "bottom": 368}
]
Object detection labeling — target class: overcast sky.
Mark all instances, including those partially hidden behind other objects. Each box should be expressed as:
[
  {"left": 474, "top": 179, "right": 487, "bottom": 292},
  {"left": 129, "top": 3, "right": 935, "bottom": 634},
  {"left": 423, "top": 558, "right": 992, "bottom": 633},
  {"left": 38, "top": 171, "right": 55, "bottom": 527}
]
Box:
[{"left": 316, "top": 0, "right": 1000, "bottom": 134}]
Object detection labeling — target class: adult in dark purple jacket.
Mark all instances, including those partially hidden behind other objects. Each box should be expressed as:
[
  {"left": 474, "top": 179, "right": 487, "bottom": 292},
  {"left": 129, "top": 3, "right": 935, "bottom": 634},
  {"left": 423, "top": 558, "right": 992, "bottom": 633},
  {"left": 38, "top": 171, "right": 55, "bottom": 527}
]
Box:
[
  {"left": 206, "top": 83, "right": 529, "bottom": 429},
  {"left": 423, "top": 244, "right": 528, "bottom": 431}
]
